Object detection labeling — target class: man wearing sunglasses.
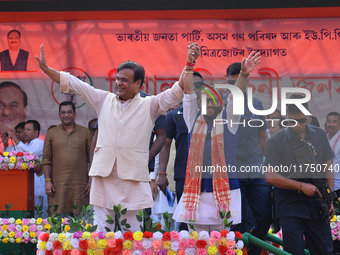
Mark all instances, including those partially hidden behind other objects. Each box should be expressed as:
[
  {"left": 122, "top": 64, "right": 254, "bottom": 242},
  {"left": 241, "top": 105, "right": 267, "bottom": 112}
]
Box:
[{"left": 265, "top": 93, "right": 334, "bottom": 255}]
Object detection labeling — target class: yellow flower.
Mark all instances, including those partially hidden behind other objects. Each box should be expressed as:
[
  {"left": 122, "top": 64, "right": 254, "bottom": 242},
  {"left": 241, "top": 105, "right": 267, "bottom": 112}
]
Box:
[
  {"left": 15, "top": 219, "right": 22, "bottom": 225},
  {"left": 82, "top": 231, "right": 91, "bottom": 239},
  {"left": 36, "top": 218, "right": 43, "bottom": 225},
  {"left": 22, "top": 225, "right": 29, "bottom": 232},
  {"left": 97, "top": 249, "right": 104, "bottom": 255},
  {"left": 9, "top": 232, "right": 15, "bottom": 238},
  {"left": 22, "top": 163, "right": 28, "bottom": 170},
  {"left": 62, "top": 218, "right": 65, "bottom": 223},
  {"left": 163, "top": 241, "right": 172, "bottom": 250},
  {"left": 3, "top": 152, "right": 9, "bottom": 157},
  {"left": 39, "top": 241, "right": 46, "bottom": 250},
  {"left": 44, "top": 224, "right": 51, "bottom": 230},
  {"left": 207, "top": 246, "right": 218, "bottom": 255},
  {"left": 0, "top": 231, "right": 2, "bottom": 238},
  {"left": 63, "top": 240, "right": 72, "bottom": 250},
  {"left": 106, "top": 232, "right": 115, "bottom": 238},
  {"left": 168, "top": 250, "right": 177, "bottom": 255},
  {"left": 58, "top": 233, "right": 66, "bottom": 242},
  {"left": 89, "top": 238, "right": 97, "bottom": 249},
  {"left": 235, "top": 250, "right": 243, "bottom": 255},
  {"left": 15, "top": 238, "right": 23, "bottom": 243},
  {"left": 2, "top": 225, "right": 8, "bottom": 231},
  {"left": 123, "top": 240, "right": 132, "bottom": 249},
  {"left": 98, "top": 239, "right": 107, "bottom": 249},
  {"left": 30, "top": 232, "right": 37, "bottom": 238},
  {"left": 2, "top": 238, "right": 9, "bottom": 243},
  {"left": 189, "top": 231, "right": 199, "bottom": 240},
  {"left": 133, "top": 231, "right": 143, "bottom": 241},
  {"left": 218, "top": 238, "right": 228, "bottom": 246},
  {"left": 87, "top": 250, "right": 97, "bottom": 255},
  {"left": 64, "top": 225, "right": 70, "bottom": 232},
  {"left": 331, "top": 215, "right": 337, "bottom": 222},
  {"left": 10, "top": 156, "right": 16, "bottom": 163},
  {"left": 85, "top": 224, "right": 92, "bottom": 230}
]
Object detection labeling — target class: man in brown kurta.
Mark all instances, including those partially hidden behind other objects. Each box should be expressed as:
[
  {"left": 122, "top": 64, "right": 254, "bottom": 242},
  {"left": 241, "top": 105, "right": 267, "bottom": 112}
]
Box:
[{"left": 42, "top": 101, "right": 92, "bottom": 215}]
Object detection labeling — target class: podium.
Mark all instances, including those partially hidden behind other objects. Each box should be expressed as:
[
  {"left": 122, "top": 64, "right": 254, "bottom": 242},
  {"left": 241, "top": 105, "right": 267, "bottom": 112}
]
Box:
[{"left": 0, "top": 169, "right": 34, "bottom": 211}]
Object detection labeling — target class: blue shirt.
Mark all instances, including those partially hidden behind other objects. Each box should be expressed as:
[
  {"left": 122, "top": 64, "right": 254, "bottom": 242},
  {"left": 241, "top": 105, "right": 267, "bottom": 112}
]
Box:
[
  {"left": 140, "top": 91, "right": 166, "bottom": 170},
  {"left": 265, "top": 125, "right": 334, "bottom": 219},
  {"left": 165, "top": 105, "right": 189, "bottom": 180}
]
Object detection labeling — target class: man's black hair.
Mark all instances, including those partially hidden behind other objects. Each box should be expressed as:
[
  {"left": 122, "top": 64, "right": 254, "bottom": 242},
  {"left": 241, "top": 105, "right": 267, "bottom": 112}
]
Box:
[
  {"left": 59, "top": 101, "right": 76, "bottom": 113},
  {"left": 0, "top": 81, "right": 27, "bottom": 107},
  {"left": 193, "top": 71, "right": 204, "bottom": 89},
  {"left": 310, "top": 116, "right": 320, "bottom": 127},
  {"left": 326, "top": 111, "right": 340, "bottom": 120},
  {"left": 286, "top": 93, "right": 309, "bottom": 114},
  {"left": 88, "top": 118, "right": 98, "bottom": 129},
  {"left": 267, "top": 109, "right": 281, "bottom": 118},
  {"left": 226, "top": 62, "right": 241, "bottom": 76},
  {"left": 7, "top": 30, "right": 21, "bottom": 38},
  {"left": 117, "top": 60, "right": 145, "bottom": 88},
  {"left": 25, "top": 120, "right": 40, "bottom": 135},
  {"left": 15, "top": 122, "right": 26, "bottom": 130}
]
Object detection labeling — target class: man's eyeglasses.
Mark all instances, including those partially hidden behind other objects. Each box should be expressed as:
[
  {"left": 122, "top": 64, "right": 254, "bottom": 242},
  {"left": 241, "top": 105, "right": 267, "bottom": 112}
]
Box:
[
  {"left": 287, "top": 117, "right": 308, "bottom": 125},
  {"left": 59, "top": 110, "right": 74, "bottom": 115}
]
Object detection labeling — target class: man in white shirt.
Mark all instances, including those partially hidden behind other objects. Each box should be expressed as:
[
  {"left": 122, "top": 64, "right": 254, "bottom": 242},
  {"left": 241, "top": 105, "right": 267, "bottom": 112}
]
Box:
[
  {"left": 326, "top": 112, "right": 340, "bottom": 191},
  {"left": 1, "top": 122, "right": 26, "bottom": 152},
  {"left": 7, "top": 120, "right": 47, "bottom": 216}
]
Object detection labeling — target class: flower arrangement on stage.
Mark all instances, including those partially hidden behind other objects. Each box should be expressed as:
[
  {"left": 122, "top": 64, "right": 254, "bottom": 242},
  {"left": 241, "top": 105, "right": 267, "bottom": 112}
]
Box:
[
  {"left": 0, "top": 151, "right": 42, "bottom": 175},
  {"left": 330, "top": 215, "right": 340, "bottom": 241},
  {"left": 0, "top": 217, "right": 244, "bottom": 254}
]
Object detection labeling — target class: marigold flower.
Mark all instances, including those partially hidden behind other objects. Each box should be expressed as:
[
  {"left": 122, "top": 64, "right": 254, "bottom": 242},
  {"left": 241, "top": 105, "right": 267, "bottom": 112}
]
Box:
[
  {"left": 189, "top": 232, "right": 198, "bottom": 240},
  {"left": 163, "top": 241, "right": 172, "bottom": 250},
  {"left": 9, "top": 232, "right": 15, "bottom": 238},
  {"left": 124, "top": 240, "right": 133, "bottom": 249},
  {"left": 2, "top": 238, "right": 9, "bottom": 243},
  {"left": 98, "top": 239, "right": 107, "bottom": 249},
  {"left": 36, "top": 218, "right": 43, "bottom": 225},
  {"left": 15, "top": 237, "right": 23, "bottom": 243},
  {"left": 207, "top": 246, "right": 218, "bottom": 255},
  {"left": 30, "top": 232, "right": 37, "bottom": 238},
  {"left": 88, "top": 238, "right": 97, "bottom": 249},
  {"left": 22, "top": 225, "right": 29, "bottom": 232},
  {"left": 106, "top": 232, "right": 115, "bottom": 238},
  {"left": 15, "top": 219, "right": 22, "bottom": 225},
  {"left": 2, "top": 225, "right": 8, "bottom": 231},
  {"left": 133, "top": 231, "right": 143, "bottom": 241},
  {"left": 44, "top": 224, "right": 51, "bottom": 230}
]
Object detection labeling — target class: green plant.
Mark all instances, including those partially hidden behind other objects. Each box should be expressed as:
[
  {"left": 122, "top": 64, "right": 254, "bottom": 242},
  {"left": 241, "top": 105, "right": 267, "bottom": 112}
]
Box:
[
  {"left": 105, "top": 204, "right": 130, "bottom": 232},
  {"left": 219, "top": 209, "right": 233, "bottom": 229},
  {"left": 163, "top": 211, "right": 175, "bottom": 232},
  {"left": 188, "top": 220, "right": 197, "bottom": 232},
  {"left": 136, "top": 210, "right": 159, "bottom": 232}
]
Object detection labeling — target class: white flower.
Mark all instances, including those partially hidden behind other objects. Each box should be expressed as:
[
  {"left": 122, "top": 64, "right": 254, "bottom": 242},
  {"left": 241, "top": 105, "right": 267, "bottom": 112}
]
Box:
[
  {"left": 179, "top": 230, "right": 189, "bottom": 240},
  {"left": 235, "top": 240, "right": 244, "bottom": 249},
  {"left": 114, "top": 231, "right": 122, "bottom": 239},
  {"left": 4, "top": 157, "right": 10, "bottom": 163},
  {"left": 10, "top": 237, "right": 15, "bottom": 243},
  {"left": 66, "top": 232, "right": 73, "bottom": 239},
  {"left": 38, "top": 249, "right": 45, "bottom": 255},
  {"left": 142, "top": 240, "right": 152, "bottom": 249},
  {"left": 8, "top": 163, "right": 15, "bottom": 169},
  {"left": 2, "top": 231, "right": 9, "bottom": 238},
  {"left": 337, "top": 229, "right": 340, "bottom": 236},
  {"left": 0, "top": 219, "right": 2, "bottom": 225},
  {"left": 153, "top": 231, "right": 163, "bottom": 240},
  {"left": 132, "top": 250, "right": 142, "bottom": 255},
  {"left": 198, "top": 231, "right": 209, "bottom": 240},
  {"left": 226, "top": 231, "right": 235, "bottom": 241},
  {"left": 71, "top": 239, "right": 79, "bottom": 249},
  {"left": 185, "top": 248, "right": 196, "bottom": 255},
  {"left": 16, "top": 225, "right": 22, "bottom": 231},
  {"left": 333, "top": 235, "right": 337, "bottom": 241},
  {"left": 37, "top": 225, "right": 44, "bottom": 231},
  {"left": 337, "top": 215, "right": 340, "bottom": 222},
  {"left": 31, "top": 238, "right": 38, "bottom": 244},
  {"left": 49, "top": 233, "right": 58, "bottom": 242},
  {"left": 171, "top": 241, "right": 179, "bottom": 251},
  {"left": 45, "top": 241, "right": 53, "bottom": 250},
  {"left": 331, "top": 222, "right": 337, "bottom": 229},
  {"left": 23, "top": 232, "right": 30, "bottom": 239},
  {"left": 8, "top": 218, "right": 15, "bottom": 224},
  {"left": 30, "top": 218, "right": 36, "bottom": 224}
]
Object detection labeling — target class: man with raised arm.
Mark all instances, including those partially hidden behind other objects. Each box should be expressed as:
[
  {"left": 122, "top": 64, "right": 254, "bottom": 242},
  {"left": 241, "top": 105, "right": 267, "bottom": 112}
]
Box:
[
  {"left": 36, "top": 44, "right": 191, "bottom": 232},
  {"left": 173, "top": 43, "right": 261, "bottom": 232}
]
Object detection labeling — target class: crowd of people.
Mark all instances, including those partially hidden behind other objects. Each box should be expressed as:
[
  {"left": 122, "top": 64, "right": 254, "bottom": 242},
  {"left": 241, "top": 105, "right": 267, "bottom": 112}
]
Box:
[{"left": 0, "top": 42, "right": 339, "bottom": 255}]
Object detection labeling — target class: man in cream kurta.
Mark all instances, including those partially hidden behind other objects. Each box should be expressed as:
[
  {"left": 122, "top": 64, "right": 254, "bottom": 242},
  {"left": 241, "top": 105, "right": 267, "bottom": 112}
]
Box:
[{"left": 36, "top": 44, "right": 190, "bottom": 232}]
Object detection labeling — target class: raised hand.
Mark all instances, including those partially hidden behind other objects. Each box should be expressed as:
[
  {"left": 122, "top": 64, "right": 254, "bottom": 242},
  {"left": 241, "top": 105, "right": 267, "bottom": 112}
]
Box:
[
  {"left": 187, "top": 42, "right": 200, "bottom": 64},
  {"left": 35, "top": 44, "right": 49, "bottom": 72},
  {"left": 241, "top": 51, "right": 261, "bottom": 75}
]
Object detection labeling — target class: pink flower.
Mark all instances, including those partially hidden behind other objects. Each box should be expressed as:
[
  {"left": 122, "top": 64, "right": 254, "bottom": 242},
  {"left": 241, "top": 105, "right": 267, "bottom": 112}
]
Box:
[
  {"left": 42, "top": 219, "right": 49, "bottom": 224},
  {"left": 15, "top": 231, "right": 23, "bottom": 238},
  {"left": 63, "top": 218, "right": 69, "bottom": 224},
  {"left": 210, "top": 231, "right": 221, "bottom": 240},
  {"left": 90, "top": 232, "right": 98, "bottom": 238},
  {"left": 208, "top": 238, "right": 216, "bottom": 246},
  {"left": 170, "top": 231, "right": 180, "bottom": 241},
  {"left": 107, "top": 239, "right": 116, "bottom": 248},
  {"left": 337, "top": 236, "right": 340, "bottom": 241},
  {"left": 178, "top": 250, "right": 185, "bottom": 255},
  {"left": 22, "top": 219, "right": 30, "bottom": 225},
  {"left": 133, "top": 240, "right": 143, "bottom": 250},
  {"left": 337, "top": 222, "right": 340, "bottom": 229},
  {"left": 3, "top": 219, "right": 8, "bottom": 225},
  {"left": 197, "top": 248, "right": 206, "bottom": 255},
  {"left": 227, "top": 241, "right": 235, "bottom": 249},
  {"left": 179, "top": 240, "right": 186, "bottom": 250},
  {"left": 186, "top": 239, "right": 196, "bottom": 248},
  {"left": 226, "top": 250, "right": 235, "bottom": 255},
  {"left": 53, "top": 250, "right": 62, "bottom": 255},
  {"left": 123, "top": 250, "right": 132, "bottom": 255},
  {"left": 29, "top": 225, "right": 37, "bottom": 232},
  {"left": 142, "top": 249, "right": 153, "bottom": 255},
  {"left": 8, "top": 224, "right": 16, "bottom": 232},
  {"left": 332, "top": 229, "right": 337, "bottom": 235},
  {"left": 27, "top": 155, "right": 34, "bottom": 161},
  {"left": 98, "top": 232, "right": 106, "bottom": 239},
  {"left": 23, "top": 152, "right": 29, "bottom": 156},
  {"left": 153, "top": 240, "right": 163, "bottom": 249},
  {"left": 23, "top": 238, "right": 31, "bottom": 243}
]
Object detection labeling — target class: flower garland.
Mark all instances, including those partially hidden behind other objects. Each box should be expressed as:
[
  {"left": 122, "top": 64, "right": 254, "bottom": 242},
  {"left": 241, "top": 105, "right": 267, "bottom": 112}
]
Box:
[
  {"left": 35, "top": 230, "right": 244, "bottom": 255},
  {"left": 0, "top": 151, "right": 42, "bottom": 175},
  {"left": 330, "top": 215, "right": 340, "bottom": 241}
]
